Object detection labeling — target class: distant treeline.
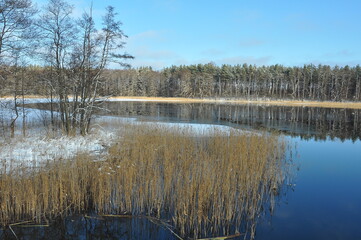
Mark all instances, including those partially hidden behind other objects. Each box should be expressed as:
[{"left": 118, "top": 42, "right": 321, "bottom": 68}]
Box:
[
  {"left": 1, "top": 63, "right": 361, "bottom": 102},
  {"left": 104, "top": 64, "right": 361, "bottom": 101}
]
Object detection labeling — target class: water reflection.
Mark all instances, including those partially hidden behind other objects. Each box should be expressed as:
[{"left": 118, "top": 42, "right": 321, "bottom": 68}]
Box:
[
  {"left": 100, "top": 101, "right": 361, "bottom": 141},
  {"left": 0, "top": 216, "right": 174, "bottom": 240}
]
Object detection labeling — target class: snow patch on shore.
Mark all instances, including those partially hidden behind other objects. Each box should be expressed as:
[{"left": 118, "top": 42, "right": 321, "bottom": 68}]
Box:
[
  {"left": 0, "top": 98, "right": 255, "bottom": 171},
  {"left": 0, "top": 129, "right": 116, "bottom": 170}
]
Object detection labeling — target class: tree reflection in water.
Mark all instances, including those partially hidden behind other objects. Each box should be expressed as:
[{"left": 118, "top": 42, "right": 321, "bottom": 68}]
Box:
[
  {"left": 1, "top": 215, "right": 174, "bottom": 240},
  {"left": 99, "top": 101, "right": 361, "bottom": 141}
]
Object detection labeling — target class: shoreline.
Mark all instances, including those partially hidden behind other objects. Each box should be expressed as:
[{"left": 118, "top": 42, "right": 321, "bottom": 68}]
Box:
[
  {"left": 109, "top": 96, "right": 361, "bottom": 109},
  {"left": 2, "top": 95, "right": 361, "bottom": 109}
]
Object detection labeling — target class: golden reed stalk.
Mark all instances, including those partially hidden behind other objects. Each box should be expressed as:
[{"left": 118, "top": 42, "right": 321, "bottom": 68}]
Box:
[{"left": 0, "top": 124, "right": 289, "bottom": 238}]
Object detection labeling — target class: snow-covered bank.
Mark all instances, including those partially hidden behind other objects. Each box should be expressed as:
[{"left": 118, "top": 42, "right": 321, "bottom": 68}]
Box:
[
  {"left": 0, "top": 129, "right": 116, "bottom": 170},
  {"left": 0, "top": 97, "right": 114, "bottom": 169},
  {"left": 1, "top": 115, "right": 254, "bottom": 170},
  {"left": 0, "top": 98, "right": 258, "bottom": 171}
]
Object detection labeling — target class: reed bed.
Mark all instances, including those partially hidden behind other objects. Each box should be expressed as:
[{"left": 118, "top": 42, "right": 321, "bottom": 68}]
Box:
[{"left": 0, "top": 124, "right": 290, "bottom": 239}]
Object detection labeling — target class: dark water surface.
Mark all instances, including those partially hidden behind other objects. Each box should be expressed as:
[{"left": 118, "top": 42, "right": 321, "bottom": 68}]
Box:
[
  {"left": 257, "top": 138, "right": 361, "bottom": 239},
  {"left": 101, "top": 101, "right": 361, "bottom": 141},
  {"left": 1, "top": 216, "right": 173, "bottom": 239},
  {"left": 5, "top": 101, "right": 361, "bottom": 240}
]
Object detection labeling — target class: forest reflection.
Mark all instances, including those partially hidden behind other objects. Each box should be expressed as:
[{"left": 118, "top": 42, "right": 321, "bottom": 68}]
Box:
[{"left": 100, "top": 101, "right": 361, "bottom": 141}]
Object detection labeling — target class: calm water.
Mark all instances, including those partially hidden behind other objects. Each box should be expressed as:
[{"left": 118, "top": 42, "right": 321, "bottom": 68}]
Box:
[
  {"left": 0, "top": 216, "right": 173, "bottom": 239},
  {"left": 257, "top": 138, "right": 361, "bottom": 239},
  {"left": 4, "top": 101, "right": 361, "bottom": 239}
]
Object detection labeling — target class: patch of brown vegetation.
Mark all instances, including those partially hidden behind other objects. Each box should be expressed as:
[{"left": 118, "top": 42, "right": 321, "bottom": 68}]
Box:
[
  {"left": 110, "top": 96, "right": 361, "bottom": 109},
  {"left": 0, "top": 124, "right": 289, "bottom": 238},
  {"left": 0, "top": 95, "right": 44, "bottom": 99}
]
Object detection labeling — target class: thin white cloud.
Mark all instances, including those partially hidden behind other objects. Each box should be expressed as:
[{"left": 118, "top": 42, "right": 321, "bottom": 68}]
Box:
[
  {"left": 154, "top": 0, "right": 181, "bottom": 12},
  {"left": 127, "top": 30, "right": 169, "bottom": 50},
  {"left": 126, "top": 30, "right": 174, "bottom": 69},
  {"left": 200, "top": 49, "right": 225, "bottom": 56},
  {"left": 133, "top": 46, "right": 178, "bottom": 60},
  {"left": 239, "top": 39, "right": 265, "bottom": 47},
  {"left": 306, "top": 59, "right": 361, "bottom": 67},
  {"left": 130, "top": 59, "right": 168, "bottom": 69},
  {"left": 285, "top": 13, "right": 319, "bottom": 32},
  {"left": 232, "top": 9, "right": 263, "bottom": 22},
  {"left": 322, "top": 50, "right": 354, "bottom": 58},
  {"left": 129, "top": 30, "right": 165, "bottom": 41},
  {"left": 219, "top": 56, "right": 272, "bottom": 66},
  {"left": 174, "top": 58, "right": 190, "bottom": 66},
  {"left": 124, "top": 44, "right": 181, "bottom": 69},
  {"left": 131, "top": 55, "right": 273, "bottom": 69}
]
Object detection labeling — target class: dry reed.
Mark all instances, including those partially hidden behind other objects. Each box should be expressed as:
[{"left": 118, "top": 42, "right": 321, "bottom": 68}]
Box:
[
  {"left": 0, "top": 124, "right": 290, "bottom": 239},
  {"left": 110, "top": 96, "right": 361, "bottom": 109}
]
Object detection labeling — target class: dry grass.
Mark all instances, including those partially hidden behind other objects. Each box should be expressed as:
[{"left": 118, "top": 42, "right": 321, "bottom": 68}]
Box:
[
  {"left": 0, "top": 124, "right": 290, "bottom": 239},
  {"left": 2, "top": 95, "right": 361, "bottom": 109},
  {"left": 110, "top": 96, "right": 361, "bottom": 109},
  {"left": 0, "top": 95, "right": 45, "bottom": 99}
]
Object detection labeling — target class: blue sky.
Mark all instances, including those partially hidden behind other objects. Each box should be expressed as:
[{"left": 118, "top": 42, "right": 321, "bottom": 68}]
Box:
[{"left": 33, "top": 0, "right": 361, "bottom": 69}]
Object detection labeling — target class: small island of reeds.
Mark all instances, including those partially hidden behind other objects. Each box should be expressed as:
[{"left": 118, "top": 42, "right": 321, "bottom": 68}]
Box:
[{"left": 0, "top": 124, "right": 292, "bottom": 239}]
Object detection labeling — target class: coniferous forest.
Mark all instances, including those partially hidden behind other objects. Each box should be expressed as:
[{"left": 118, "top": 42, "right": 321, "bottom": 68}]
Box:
[
  {"left": 103, "top": 64, "right": 361, "bottom": 101},
  {"left": 2, "top": 63, "right": 361, "bottom": 102}
]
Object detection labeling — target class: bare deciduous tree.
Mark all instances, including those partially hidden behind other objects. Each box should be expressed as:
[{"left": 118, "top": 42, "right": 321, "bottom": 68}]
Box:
[
  {"left": 0, "top": 0, "right": 36, "bottom": 137},
  {"left": 37, "top": 1, "right": 133, "bottom": 135},
  {"left": 0, "top": 0, "right": 37, "bottom": 63},
  {"left": 36, "top": 0, "right": 75, "bottom": 134}
]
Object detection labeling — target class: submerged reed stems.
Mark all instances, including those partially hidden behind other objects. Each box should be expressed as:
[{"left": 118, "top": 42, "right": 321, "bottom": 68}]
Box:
[{"left": 0, "top": 124, "right": 290, "bottom": 238}]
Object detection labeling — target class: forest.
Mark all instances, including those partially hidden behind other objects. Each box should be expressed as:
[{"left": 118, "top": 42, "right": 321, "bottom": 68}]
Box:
[
  {"left": 103, "top": 63, "right": 361, "bottom": 101},
  {"left": 2, "top": 63, "right": 361, "bottom": 101}
]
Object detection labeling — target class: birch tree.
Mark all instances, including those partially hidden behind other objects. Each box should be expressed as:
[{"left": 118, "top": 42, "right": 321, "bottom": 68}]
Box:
[{"left": 70, "top": 5, "right": 134, "bottom": 135}]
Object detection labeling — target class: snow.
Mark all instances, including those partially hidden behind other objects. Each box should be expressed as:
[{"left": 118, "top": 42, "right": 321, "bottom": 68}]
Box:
[
  {"left": 0, "top": 97, "right": 116, "bottom": 170},
  {"left": 92, "top": 114, "right": 252, "bottom": 137},
  {"left": 0, "top": 97, "right": 255, "bottom": 171},
  {"left": 0, "top": 129, "right": 115, "bottom": 170},
  {"left": 133, "top": 121, "right": 248, "bottom": 136}
]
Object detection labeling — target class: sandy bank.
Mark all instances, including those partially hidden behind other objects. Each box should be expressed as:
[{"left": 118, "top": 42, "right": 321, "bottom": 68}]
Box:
[
  {"left": 2, "top": 95, "right": 361, "bottom": 109},
  {"left": 109, "top": 96, "right": 361, "bottom": 109}
]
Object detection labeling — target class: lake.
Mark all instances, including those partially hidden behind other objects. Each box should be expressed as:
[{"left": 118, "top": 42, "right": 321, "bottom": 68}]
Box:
[
  {"left": 2, "top": 101, "right": 361, "bottom": 239},
  {"left": 99, "top": 101, "right": 361, "bottom": 239}
]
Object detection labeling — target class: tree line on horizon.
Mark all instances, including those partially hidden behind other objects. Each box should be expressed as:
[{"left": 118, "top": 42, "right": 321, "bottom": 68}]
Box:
[
  {"left": 2, "top": 63, "right": 361, "bottom": 101},
  {"left": 103, "top": 63, "right": 361, "bottom": 101}
]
